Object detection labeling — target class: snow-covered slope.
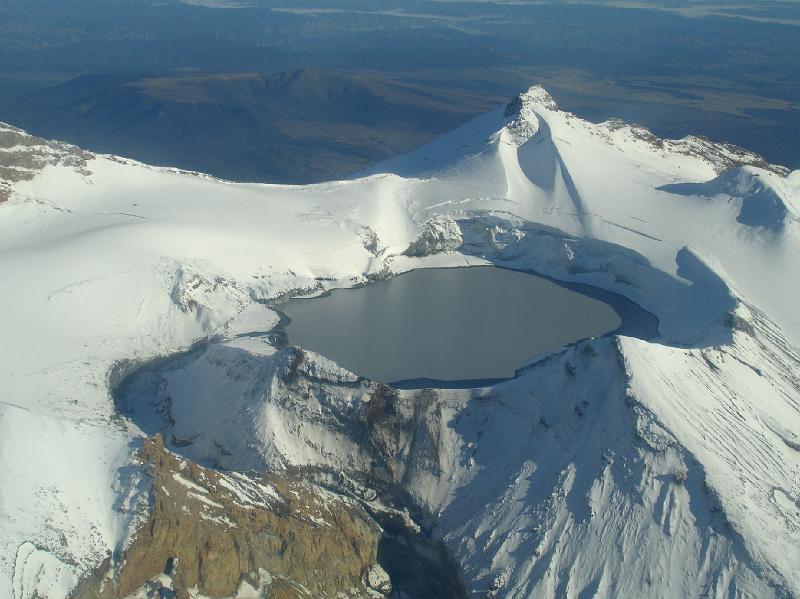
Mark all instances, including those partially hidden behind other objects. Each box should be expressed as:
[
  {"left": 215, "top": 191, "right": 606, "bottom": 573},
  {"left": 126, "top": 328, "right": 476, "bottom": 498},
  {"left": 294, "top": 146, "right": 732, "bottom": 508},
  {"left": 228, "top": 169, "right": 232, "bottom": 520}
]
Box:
[{"left": 0, "top": 88, "right": 798, "bottom": 598}]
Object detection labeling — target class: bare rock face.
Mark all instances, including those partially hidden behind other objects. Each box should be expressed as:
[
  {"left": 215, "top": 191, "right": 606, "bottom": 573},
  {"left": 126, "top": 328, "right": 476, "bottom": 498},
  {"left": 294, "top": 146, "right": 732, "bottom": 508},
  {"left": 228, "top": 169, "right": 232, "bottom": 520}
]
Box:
[{"left": 71, "top": 435, "right": 387, "bottom": 599}]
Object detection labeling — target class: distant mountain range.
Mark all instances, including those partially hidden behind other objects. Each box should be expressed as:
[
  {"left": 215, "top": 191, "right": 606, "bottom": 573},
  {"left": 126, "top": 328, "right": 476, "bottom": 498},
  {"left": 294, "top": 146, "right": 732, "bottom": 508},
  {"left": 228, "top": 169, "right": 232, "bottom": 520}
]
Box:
[
  {"left": 2, "top": 0, "right": 798, "bottom": 178},
  {"left": 1, "top": 68, "right": 500, "bottom": 182}
]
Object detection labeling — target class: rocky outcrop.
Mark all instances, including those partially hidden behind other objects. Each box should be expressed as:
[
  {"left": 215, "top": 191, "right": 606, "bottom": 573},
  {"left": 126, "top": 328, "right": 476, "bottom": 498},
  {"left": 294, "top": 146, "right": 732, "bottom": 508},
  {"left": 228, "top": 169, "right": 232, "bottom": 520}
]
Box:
[
  {"left": 503, "top": 85, "right": 556, "bottom": 145},
  {"left": 404, "top": 216, "right": 462, "bottom": 257},
  {"left": 71, "top": 435, "right": 387, "bottom": 599},
  {"left": 0, "top": 122, "right": 93, "bottom": 202}
]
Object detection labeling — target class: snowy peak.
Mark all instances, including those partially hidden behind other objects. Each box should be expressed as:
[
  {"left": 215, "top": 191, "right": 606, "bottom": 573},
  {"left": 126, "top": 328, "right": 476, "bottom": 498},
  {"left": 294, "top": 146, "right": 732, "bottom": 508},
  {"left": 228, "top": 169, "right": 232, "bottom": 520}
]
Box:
[
  {"left": 501, "top": 85, "right": 785, "bottom": 178},
  {"left": 503, "top": 84, "right": 559, "bottom": 118},
  {"left": 367, "top": 83, "right": 784, "bottom": 185},
  {"left": 503, "top": 85, "right": 558, "bottom": 145}
]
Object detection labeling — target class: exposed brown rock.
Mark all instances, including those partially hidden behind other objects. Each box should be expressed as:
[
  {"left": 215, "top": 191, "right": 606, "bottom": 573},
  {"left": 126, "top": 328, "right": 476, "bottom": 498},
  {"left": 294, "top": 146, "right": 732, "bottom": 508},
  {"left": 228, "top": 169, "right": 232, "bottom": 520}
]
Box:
[{"left": 71, "top": 435, "right": 387, "bottom": 599}]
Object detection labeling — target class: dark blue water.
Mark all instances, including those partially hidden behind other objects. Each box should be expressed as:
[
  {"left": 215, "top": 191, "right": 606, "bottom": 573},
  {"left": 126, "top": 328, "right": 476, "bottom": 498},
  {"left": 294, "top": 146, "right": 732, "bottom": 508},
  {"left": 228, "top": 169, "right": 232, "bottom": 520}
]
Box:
[{"left": 281, "top": 266, "right": 658, "bottom": 386}]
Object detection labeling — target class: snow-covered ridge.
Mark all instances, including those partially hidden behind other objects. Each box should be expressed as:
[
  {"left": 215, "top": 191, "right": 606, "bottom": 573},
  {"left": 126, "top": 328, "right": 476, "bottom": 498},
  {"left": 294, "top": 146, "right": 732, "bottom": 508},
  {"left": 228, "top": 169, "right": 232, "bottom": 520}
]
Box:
[
  {"left": 660, "top": 165, "right": 797, "bottom": 230},
  {"left": 500, "top": 84, "right": 784, "bottom": 177},
  {"left": 0, "top": 85, "right": 798, "bottom": 598},
  {"left": 0, "top": 123, "right": 93, "bottom": 203}
]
